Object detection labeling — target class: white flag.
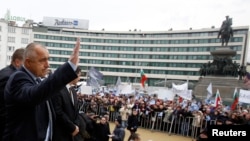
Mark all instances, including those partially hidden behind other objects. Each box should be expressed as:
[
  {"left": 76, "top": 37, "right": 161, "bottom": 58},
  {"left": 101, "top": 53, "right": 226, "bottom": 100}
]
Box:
[
  {"left": 116, "top": 76, "right": 122, "bottom": 87},
  {"left": 206, "top": 82, "right": 212, "bottom": 100}
]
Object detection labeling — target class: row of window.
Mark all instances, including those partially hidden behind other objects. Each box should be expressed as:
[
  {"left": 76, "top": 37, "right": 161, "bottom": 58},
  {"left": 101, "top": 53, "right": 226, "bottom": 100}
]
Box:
[
  {"left": 85, "top": 45, "right": 242, "bottom": 52},
  {"left": 38, "top": 41, "right": 242, "bottom": 53},
  {"left": 48, "top": 49, "right": 241, "bottom": 60},
  {"left": 44, "top": 28, "right": 247, "bottom": 39},
  {"left": 54, "top": 57, "right": 240, "bottom": 66},
  {"left": 8, "top": 46, "right": 15, "bottom": 52},
  {"left": 49, "top": 57, "right": 209, "bottom": 67},
  {"left": 50, "top": 64, "right": 199, "bottom": 76},
  {"left": 7, "top": 37, "right": 29, "bottom": 44},
  {"left": 6, "top": 27, "right": 30, "bottom": 34},
  {"left": 34, "top": 34, "right": 243, "bottom": 45}
]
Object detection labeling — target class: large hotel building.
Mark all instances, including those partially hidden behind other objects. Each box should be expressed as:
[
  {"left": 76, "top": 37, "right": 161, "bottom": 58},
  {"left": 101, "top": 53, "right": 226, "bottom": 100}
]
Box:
[{"left": 0, "top": 17, "right": 249, "bottom": 87}]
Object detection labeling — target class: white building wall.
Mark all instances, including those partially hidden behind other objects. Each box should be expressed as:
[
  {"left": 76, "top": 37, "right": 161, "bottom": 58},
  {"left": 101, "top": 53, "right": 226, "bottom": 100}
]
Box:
[
  {"left": 0, "top": 20, "right": 8, "bottom": 68},
  {"left": 0, "top": 20, "right": 32, "bottom": 69}
]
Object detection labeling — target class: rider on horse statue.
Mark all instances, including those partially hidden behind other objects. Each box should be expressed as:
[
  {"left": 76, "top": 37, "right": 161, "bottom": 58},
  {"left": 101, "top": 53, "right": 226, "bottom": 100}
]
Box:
[{"left": 218, "top": 16, "right": 233, "bottom": 46}]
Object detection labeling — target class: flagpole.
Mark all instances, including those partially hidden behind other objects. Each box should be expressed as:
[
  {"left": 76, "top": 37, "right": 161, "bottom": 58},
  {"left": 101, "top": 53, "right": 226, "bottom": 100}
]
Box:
[
  {"left": 133, "top": 69, "right": 137, "bottom": 84},
  {"left": 164, "top": 75, "right": 167, "bottom": 87}
]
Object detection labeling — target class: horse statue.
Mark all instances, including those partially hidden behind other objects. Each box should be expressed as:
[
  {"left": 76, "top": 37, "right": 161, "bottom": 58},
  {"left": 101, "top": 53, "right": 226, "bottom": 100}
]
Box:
[{"left": 218, "top": 16, "right": 233, "bottom": 46}]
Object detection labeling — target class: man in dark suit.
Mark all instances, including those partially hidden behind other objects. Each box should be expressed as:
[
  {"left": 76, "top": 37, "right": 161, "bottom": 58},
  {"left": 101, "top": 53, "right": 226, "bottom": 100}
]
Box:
[
  {"left": 52, "top": 66, "right": 86, "bottom": 141},
  {"left": 95, "top": 116, "right": 111, "bottom": 141},
  {"left": 0, "top": 48, "right": 25, "bottom": 141},
  {"left": 3, "top": 38, "right": 80, "bottom": 141}
]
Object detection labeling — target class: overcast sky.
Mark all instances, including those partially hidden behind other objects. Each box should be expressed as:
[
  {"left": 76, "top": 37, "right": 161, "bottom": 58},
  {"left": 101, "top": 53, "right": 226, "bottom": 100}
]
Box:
[{"left": 1, "top": 0, "right": 250, "bottom": 61}]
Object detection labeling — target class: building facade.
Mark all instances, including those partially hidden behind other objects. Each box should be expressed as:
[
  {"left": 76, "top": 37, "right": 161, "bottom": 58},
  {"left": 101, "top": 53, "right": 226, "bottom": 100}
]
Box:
[
  {"left": 1, "top": 17, "right": 248, "bottom": 87},
  {"left": 31, "top": 23, "right": 249, "bottom": 87},
  {"left": 0, "top": 19, "right": 32, "bottom": 68}
]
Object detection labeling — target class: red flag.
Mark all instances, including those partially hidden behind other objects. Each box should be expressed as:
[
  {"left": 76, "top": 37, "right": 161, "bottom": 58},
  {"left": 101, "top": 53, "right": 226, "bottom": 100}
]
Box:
[
  {"left": 179, "top": 96, "right": 183, "bottom": 103},
  {"left": 213, "top": 89, "right": 222, "bottom": 108},
  {"left": 231, "top": 88, "right": 239, "bottom": 110},
  {"left": 140, "top": 69, "right": 147, "bottom": 88}
]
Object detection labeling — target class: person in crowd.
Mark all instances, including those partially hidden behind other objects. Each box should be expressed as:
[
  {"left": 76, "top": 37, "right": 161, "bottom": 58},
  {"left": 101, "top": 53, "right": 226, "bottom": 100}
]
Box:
[
  {"left": 127, "top": 96, "right": 135, "bottom": 115},
  {"left": 95, "top": 116, "right": 111, "bottom": 141},
  {"left": 127, "top": 108, "right": 139, "bottom": 139},
  {"left": 110, "top": 116, "right": 125, "bottom": 141},
  {"left": 179, "top": 106, "right": 193, "bottom": 135},
  {"left": 3, "top": 39, "right": 80, "bottom": 141},
  {"left": 162, "top": 106, "right": 174, "bottom": 131},
  {"left": 119, "top": 104, "right": 129, "bottom": 128},
  {"left": 52, "top": 66, "right": 86, "bottom": 141},
  {"left": 243, "top": 72, "right": 250, "bottom": 89},
  {"left": 0, "top": 48, "right": 25, "bottom": 140},
  {"left": 243, "top": 113, "right": 250, "bottom": 125},
  {"left": 192, "top": 110, "right": 203, "bottom": 138},
  {"left": 79, "top": 112, "right": 96, "bottom": 141}
]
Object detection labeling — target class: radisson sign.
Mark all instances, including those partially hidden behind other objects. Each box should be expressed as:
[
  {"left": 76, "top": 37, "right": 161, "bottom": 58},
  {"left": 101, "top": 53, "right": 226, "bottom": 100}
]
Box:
[
  {"left": 43, "top": 17, "right": 89, "bottom": 29},
  {"left": 4, "top": 9, "right": 26, "bottom": 22}
]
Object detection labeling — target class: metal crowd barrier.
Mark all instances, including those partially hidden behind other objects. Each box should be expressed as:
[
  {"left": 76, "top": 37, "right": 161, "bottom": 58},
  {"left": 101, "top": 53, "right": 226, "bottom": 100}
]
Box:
[{"left": 78, "top": 103, "right": 217, "bottom": 141}]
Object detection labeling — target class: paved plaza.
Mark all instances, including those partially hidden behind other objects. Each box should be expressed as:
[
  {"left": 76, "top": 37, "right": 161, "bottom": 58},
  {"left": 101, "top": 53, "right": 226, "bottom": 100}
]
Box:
[{"left": 109, "top": 122, "right": 192, "bottom": 141}]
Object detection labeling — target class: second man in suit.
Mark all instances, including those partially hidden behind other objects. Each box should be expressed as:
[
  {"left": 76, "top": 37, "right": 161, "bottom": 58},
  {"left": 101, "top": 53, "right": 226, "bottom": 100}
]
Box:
[{"left": 52, "top": 66, "right": 86, "bottom": 141}]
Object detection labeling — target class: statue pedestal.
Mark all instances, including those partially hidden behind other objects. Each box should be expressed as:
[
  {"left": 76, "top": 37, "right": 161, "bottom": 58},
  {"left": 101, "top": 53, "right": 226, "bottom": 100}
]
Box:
[
  {"left": 193, "top": 76, "right": 244, "bottom": 103},
  {"left": 210, "top": 47, "right": 236, "bottom": 62},
  {"left": 196, "top": 47, "right": 246, "bottom": 104},
  {"left": 210, "top": 47, "right": 236, "bottom": 56},
  {"left": 201, "top": 47, "right": 238, "bottom": 76}
]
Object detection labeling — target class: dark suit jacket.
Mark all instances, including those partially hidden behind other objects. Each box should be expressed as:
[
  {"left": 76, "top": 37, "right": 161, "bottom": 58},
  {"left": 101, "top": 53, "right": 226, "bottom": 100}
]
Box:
[
  {"left": 0, "top": 65, "right": 18, "bottom": 141},
  {"left": 95, "top": 122, "right": 111, "bottom": 141},
  {"left": 3, "top": 62, "right": 77, "bottom": 141},
  {"left": 52, "top": 86, "right": 85, "bottom": 141}
]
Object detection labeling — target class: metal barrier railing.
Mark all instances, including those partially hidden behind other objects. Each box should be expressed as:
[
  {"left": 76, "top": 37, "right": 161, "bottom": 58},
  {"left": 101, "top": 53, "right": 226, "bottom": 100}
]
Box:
[{"left": 78, "top": 103, "right": 217, "bottom": 141}]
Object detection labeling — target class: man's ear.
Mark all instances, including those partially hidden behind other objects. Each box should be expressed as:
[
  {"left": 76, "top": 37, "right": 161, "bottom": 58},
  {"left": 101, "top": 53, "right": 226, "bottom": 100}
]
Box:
[{"left": 14, "top": 59, "right": 23, "bottom": 68}]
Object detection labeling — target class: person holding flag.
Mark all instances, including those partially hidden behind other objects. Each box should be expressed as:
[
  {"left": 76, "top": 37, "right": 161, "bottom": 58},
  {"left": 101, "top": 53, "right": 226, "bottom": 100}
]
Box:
[
  {"left": 140, "top": 69, "right": 147, "bottom": 88},
  {"left": 231, "top": 88, "right": 239, "bottom": 111},
  {"left": 206, "top": 82, "right": 213, "bottom": 100},
  {"left": 213, "top": 89, "right": 222, "bottom": 108}
]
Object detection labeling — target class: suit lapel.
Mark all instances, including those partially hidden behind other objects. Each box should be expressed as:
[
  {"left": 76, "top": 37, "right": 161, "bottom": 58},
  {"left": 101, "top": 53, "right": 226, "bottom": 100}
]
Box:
[{"left": 20, "top": 66, "right": 37, "bottom": 84}]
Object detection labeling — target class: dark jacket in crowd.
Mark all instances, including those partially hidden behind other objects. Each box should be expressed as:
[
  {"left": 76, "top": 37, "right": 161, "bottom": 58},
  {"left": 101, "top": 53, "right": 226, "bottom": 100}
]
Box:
[
  {"left": 95, "top": 121, "right": 111, "bottom": 141},
  {"left": 112, "top": 125, "right": 125, "bottom": 141},
  {"left": 127, "top": 114, "right": 139, "bottom": 133},
  {"left": 52, "top": 86, "right": 86, "bottom": 141},
  {"left": 0, "top": 65, "right": 18, "bottom": 140}
]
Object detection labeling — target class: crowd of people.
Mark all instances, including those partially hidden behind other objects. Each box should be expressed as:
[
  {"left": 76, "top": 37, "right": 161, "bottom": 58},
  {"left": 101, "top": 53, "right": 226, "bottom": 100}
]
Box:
[
  {"left": 0, "top": 39, "right": 249, "bottom": 141},
  {"left": 76, "top": 90, "right": 250, "bottom": 141}
]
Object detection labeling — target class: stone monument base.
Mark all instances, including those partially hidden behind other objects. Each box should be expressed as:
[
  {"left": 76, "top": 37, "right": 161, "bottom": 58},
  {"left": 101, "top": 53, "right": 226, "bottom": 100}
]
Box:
[{"left": 193, "top": 76, "right": 244, "bottom": 102}]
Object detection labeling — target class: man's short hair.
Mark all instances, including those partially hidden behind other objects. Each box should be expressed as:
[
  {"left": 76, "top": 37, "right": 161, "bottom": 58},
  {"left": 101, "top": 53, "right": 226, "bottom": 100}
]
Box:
[{"left": 11, "top": 48, "right": 25, "bottom": 63}]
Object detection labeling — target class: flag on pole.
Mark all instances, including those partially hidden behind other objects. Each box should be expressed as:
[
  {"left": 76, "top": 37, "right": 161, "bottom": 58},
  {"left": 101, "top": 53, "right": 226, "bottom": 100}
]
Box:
[
  {"left": 179, "top": 96, "right": 183, "bottom": 103},
  {"left": 164, "top": 75, "right": 167, "bottom": 87},
  {"left": 140, "top": 69, "right": 147, "bottom": 88},
  {"left": 116, "top": 76, "right": 122, "bottom": 87},
  {"left": 125, "top": 76, "right": 131, "bottom": 84},
  {"left": 86, "top": 67, "right": 104, "bottom": 88},
  {"left": 213, "top": 89, "right": 222, "bottom": 108},
  {"left": 206, "top": 82, "right": 213, "bottom": 100},
  {"left": 231, "top": 88, "right": 239, "bottom": 110}
]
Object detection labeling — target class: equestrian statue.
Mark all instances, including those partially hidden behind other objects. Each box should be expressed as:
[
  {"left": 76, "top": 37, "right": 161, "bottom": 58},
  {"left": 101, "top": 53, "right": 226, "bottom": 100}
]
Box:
[{"left": 218, "top": 15, "right": 233, "bottom": 46}]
